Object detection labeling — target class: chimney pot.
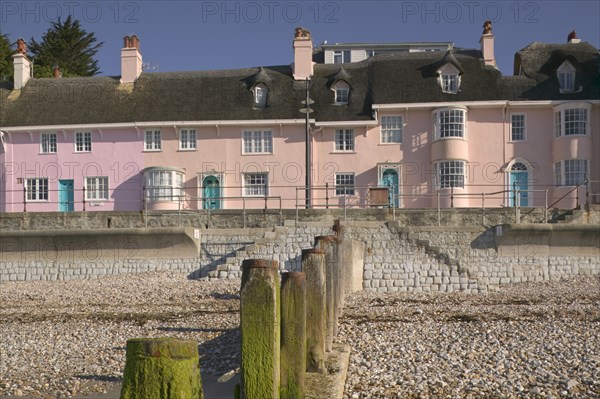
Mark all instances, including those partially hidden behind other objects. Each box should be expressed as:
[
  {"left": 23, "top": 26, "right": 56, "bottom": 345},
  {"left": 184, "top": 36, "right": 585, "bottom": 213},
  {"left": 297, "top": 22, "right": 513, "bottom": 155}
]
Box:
[
  {"left": 130, "top": 35, "right": 140, "bottom": 50},
  {"left": 16, "top": 38, "right": 27, "bottom": 54},
  {"left": 123, "top": 35, "right": 131, "bottom": 48}
]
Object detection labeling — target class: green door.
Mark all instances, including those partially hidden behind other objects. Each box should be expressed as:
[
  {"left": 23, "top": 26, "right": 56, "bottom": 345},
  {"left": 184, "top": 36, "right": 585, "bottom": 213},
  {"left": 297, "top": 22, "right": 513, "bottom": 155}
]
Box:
[
  {"left": 203, "top": 176, "right": 221, "bottom": 209},
  {"left": 58, "top": 179, "right": 74, "bottom": 212},
  {"left": 509, "top": 163, "right": 528, "bottom": 207},
  {"left": 381, "top": 169, "right": 399, "bottom": 207}
]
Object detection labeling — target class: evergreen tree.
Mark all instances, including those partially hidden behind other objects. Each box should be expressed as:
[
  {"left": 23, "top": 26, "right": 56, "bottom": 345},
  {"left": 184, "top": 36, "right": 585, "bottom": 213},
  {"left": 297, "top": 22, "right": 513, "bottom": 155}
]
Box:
[
  {"left": 0, "top": 32, "right": 13, "bottom": 82},
  {"left": 29, "top": 16, "right": 103, "bottom": 78}
]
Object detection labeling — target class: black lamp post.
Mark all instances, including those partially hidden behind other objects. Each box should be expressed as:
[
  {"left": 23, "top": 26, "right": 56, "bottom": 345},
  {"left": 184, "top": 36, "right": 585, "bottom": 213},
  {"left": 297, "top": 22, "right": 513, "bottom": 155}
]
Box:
[{"left": 299, "top": 78, "right": 314, "bottom": 209}]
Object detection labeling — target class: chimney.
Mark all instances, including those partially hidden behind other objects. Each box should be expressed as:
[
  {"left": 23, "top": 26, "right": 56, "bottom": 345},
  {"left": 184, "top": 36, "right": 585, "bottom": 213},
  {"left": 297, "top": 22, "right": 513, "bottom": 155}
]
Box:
[
  {"left": 479, "top": 20, "right": 496, "bottom": 68},
  {"left": 567, "top": 30, "right": 581, "bottom": 44},
  {"left": 12, "top": 38, "right": 32, "bottom": 90},
  {"left": 53, "top": 65, "right": 61, "bottom": 78},
  {"left": 293, "top": 27, "right": 314, "bottom": 80},
  {"left": 121, "top": 34, "right": 142, "bottom": 83}
]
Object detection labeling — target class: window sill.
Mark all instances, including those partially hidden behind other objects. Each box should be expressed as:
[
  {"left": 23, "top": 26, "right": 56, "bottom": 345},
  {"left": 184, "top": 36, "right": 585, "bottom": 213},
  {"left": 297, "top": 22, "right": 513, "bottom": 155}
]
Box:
[
  {"left": 39, "top": 152, "right": 57, "bottom": 155},
  {"left": 143, "top": 150, "right": 163, "bottom": 153},
  {"left": 554, "top": 134, "right": 589, "bottom": 139},
  {"left": 508, "top": 139, "right": 526, "bottom": 143},
  {"left": 331, "top": 151, "right": 357, "bottom": 154},
  {"left": 241, "top": 152, "right": 274, "bottom": 156},
  {"left": 74, "top": 151, "right": 92, "bottom": 154},
  {"left": 433, "top": 137, "right": 466, "bottom": 142},
  {"left": 378, "top": 142, "right": 402, "bottom": 146},
  {"left": 177, "top": 149, "right": 198, "bottom": 152}
]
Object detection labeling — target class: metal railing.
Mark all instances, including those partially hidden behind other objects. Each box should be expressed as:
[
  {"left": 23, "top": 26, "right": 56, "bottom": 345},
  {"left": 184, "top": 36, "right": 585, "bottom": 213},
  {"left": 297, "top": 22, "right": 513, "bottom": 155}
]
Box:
[
  {"left": 142, "top": 191, "right": 283, "bottom": 228},
  {"left": 2, "top": 181, "right": 598, "bottom": 226}
]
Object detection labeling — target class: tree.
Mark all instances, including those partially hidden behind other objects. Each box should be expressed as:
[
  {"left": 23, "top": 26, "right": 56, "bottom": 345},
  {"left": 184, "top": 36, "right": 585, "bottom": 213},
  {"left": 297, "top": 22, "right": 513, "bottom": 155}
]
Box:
[
  {"left": 0, "top": 32, "right": 13, "bottom": 82},
  {"left": 29, "top": 16, "right": 103, "bottom": 78}
]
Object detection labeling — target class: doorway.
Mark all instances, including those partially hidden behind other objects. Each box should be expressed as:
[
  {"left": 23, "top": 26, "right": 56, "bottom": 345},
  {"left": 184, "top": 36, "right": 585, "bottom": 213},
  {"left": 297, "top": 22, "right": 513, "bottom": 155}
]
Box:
[
  {"left": 202, "top": 175, "right": 221, "bottom": 209},
  {"left": 58, "top": 179, "right": 74, "bottom": 212},
  {"left": 380, "top": 168, "right": 399, "bottom": 207},
  {"left": 509, "top": 162, "right": 529, "bottom": 207}
]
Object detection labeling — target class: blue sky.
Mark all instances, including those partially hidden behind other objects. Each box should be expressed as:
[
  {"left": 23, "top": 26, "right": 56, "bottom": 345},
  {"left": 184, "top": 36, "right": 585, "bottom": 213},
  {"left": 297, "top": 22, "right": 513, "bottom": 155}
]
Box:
[{"left": 2, "top": 0, "right": 599, "bottom": 76}]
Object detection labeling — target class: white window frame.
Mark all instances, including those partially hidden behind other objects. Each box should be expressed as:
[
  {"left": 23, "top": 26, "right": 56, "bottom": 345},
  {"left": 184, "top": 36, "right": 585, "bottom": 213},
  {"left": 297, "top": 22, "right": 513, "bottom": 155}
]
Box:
[
  {"left": 435, "top": 160, "right": 465, "bottom": 190},
  {"left": 25, "top": 178, "right": 49, "bottom": 201},
  {"left": 333, "top": 81, "right": 350, "bottom": 104},
  {"left": 333, "top": 50, "right": 350, "bottom": 64},
  {"left": 553, "top": 103, "right": 591, "bottom": 138},
  {"left": 334, "top": 129, "right": 354, "bottom": 152},
  {"left": 144, "top": 169, "right": 184, "bottom": 202},
  {"left": 557, "top": 61, "right": 576, "bottom": 92},
  {"left": 179, "top": 129, "right": 197, "bottom": 150},
  {"left": 433, "top": 107, "right": 467, "bottom": 140},
  {"left": 74, "top": 131, "right": 92, "bottom": 153},
  {"left": 380, "top": 115, "right": 403, "bottom": 144},
  {"left": 85, "top": 176, "right": 109, "bottom": 200},
  {"left": 253, "top": 84, "right": 267, "bottom": 108},
  {"left": 242, "top": 130, "right": 273, "bottom": 154},
  {"left": 555, "top": 159, "right": 588, "bottom": 187},
  {"left": 335, "top": 173, "right": 355, "bottom": 196},
  {"left": 243, "top": 172, "right": 268, "bottom": 197},
  {"left": 437, "top": 64, "right": 461, "bottom": 94},
  {"left": 145, "top": 130, "right": 162, "bottom": 151},
  {"left": 510, "top": 113, "right": 526, "bottom": 141},
  {"left": 40, "top": 133, "right": 57, "bottom": 154}
]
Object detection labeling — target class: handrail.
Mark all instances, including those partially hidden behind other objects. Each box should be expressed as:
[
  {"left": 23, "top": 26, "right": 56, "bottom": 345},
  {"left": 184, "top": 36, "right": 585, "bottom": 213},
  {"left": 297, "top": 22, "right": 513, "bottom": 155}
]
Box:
[{"left": 547, "top": 178, "right": 588, "bottom": 211}]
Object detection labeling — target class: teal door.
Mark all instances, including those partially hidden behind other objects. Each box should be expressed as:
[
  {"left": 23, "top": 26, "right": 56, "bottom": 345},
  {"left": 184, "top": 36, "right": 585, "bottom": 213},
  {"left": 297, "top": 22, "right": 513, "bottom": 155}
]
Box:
[
  {"left": 381, "top": 169, "right": 399, "bottom": 207},
  {"left": 58, "top": 179, "right": 74, "bottom": 212},
  {"left": 509, "top": 163, "right": 528, "bottom": 207},
  {"left": 203, "top": 176, "right": 221, "bottom": 209}
]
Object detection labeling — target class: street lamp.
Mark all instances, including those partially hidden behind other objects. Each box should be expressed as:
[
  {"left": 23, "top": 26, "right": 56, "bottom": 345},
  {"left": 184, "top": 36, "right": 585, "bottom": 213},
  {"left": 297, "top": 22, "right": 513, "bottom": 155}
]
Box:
[{"left": 299, "top": 78, "right": 314, "bottom": 209}]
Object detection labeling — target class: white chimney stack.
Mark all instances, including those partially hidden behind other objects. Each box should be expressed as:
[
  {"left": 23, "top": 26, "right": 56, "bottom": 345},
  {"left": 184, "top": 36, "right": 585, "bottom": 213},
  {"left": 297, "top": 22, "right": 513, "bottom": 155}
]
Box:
[
  {"left": 12, "top": 38, "right": 31, "bottom": 90},
  {"left": 120, "top": 35, "right": 142, "bottom": 83},
  {"left": 480, "top": 20, "right": 496, "bottom": 68},
  {"left": 293, "top": 27, "right": 314, "bottom": 80}
]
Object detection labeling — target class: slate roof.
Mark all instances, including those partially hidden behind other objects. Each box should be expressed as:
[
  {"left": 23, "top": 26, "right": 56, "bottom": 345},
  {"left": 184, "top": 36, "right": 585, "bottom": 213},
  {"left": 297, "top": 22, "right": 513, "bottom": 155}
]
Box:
[
  {"left": 1, "top": 41, "right": 598, "bottom": 128},
  {"left": 513, "top": 42, "right": 600, "bottom": 100}
]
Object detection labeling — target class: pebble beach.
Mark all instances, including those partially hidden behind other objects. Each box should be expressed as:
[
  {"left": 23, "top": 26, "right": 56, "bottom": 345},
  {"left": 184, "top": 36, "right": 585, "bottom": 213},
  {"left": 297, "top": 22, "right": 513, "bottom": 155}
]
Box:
[{"left": 1, "top": 272, "right": 598, "bottom": 398}]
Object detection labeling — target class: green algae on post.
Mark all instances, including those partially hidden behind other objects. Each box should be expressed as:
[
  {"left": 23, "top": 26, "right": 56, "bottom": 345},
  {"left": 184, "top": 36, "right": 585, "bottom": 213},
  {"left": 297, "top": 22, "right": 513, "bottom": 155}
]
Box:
[
  {"left": 280, "top": 271, "right": 307, "bottom": 399},
  {"left": 120, "top": 338, "right": 203, "bottom": 399},
  {"left": 240, "top": 259, "right": 280, "bottom": 399}
]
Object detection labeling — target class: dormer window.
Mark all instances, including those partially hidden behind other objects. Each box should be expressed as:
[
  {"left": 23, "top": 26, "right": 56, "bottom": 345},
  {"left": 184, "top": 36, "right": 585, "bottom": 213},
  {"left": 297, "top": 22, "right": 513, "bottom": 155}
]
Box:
[
  {"left": 333, "top": 81, "right": 350, "bottom": 104},
  {"left": 437, "top": 63, "right": 461, "bottom": 94},
  {"left": 557, "top": 61, "right": 576, "bottom": 92},
  {"left": 441, "top": 74, "right": 458, "bottom": 93},
  {"left": 253, "top": 84, "right": 267, "bottom": 108}
]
